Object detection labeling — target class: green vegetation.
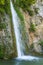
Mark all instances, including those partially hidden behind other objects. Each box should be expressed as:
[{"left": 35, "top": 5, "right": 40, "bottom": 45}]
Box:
[
  {"left": 29, "top": 22, "right": 36, "bottom": 32},
  {"left": 0, "top": 45, "right": 5, "bottom": 59},
  {"left": 12, "top": 0, "right": 25, "bottom": 21},
  {"left": 0, "top": 22, "right": 6, "bottom": 30},
  {"left": 39, "top": 40, "right": 43, "bottom": 47},
  {"left": 14, "top": 6, "right": 24, "bottom": 21},
  {"left": 15, "top": 0, "right": 36, "bottom": 7},
  {"left": 27, "top": 8, "right": 34, "bottom": 16},
  {"left": 0, "top": 0, "right": 10, "bottom": 14},
  {"left": 4, "top": 0, "right": 10, "bottom": 14},
  {"left": 14, "top": 0, "right": 36, "bottom": 16},
  {"left": 34, "top": 8, "right": 39, "bottom": 14},
  {"left": 0, "top": 0, "right": 5, "bottom": 5}
]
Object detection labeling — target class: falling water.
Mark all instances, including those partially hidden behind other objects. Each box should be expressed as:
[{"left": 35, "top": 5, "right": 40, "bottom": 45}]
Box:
[
  {"left": 10, "top": 0, "right": 29, "bottom": 57},
  {"left": 10, "top": 1, "right": 22, "bottom": 57}
]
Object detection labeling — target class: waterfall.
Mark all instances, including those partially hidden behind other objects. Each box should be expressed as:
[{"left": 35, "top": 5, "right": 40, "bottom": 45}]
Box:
[
  {"left": 10, "top": 0, "right": 40, "bottom": 60},
  {"left": 10, "top": 1, "right": 22, "bottom": 57},
  {"left": 10, "top": 0, "right": 29, "bottom": 57}
]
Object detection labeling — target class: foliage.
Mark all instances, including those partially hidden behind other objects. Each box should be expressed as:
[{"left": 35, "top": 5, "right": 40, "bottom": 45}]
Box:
[
  {"left": 0, "top": 45, "right": 5, "bottom": 59},
  {"left": 15, "top": 0, "right": 36, "bottom": 6},
  {"left": 14, "top": 6, "right": 24, "bottom": 21},
  {"left": 39, "top": 40, "right": 43, "bottom": 47},
  {"left": 29, "top": 22, "right": 36, "bottom": 32},
  {"left": 14, "top": 0, "right": 36, "bottom": 16},
  {"left": 0, "top": 8, "right": 5, "bottom": 14},
  {"left": 0, "top": 0, "right": 10, "bottom": 14},
  {"left": 27, "top": 8, "right": 34, "bottom": 16},
  {"left": 34, "top": 8, "right": 39, "bottom": 14},
  {"left": 4, "top": 0, "right": 10, "bottom": 14},
  {"left": 0, "top": 22, "right": 6, "bottom": 30},
  {"left": 0, "top": 0, "right": 5, "bottom": 5}
]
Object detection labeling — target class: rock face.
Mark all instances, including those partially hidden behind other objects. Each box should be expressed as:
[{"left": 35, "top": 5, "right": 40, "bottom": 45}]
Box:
[
  {"left": 0, "top": 13, "right": 17, "bottom": 59},
  {"left": 22, "top": 0, "right": 43, "bottom": 55},
  {"left": 0, "top": 0, "right": 17, "bottom": 59}
]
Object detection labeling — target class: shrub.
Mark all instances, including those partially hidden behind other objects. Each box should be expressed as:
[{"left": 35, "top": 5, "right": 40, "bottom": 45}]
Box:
[
  {"left": 0, "top": 23, "right": 6, "bottom": 30},
  {"left": 34, "top": 8, "right": 39, "bottom": 14},
  {"left": 0, "top": 0, "right": 10, "bottom": 14},
  {"left": 0, "top": 0, "right": 5, "bottom": 5},
  {"left": 29, "top": 22, "right": 36, "bottom": 32},
  {"left": 0, "top": 45, "right": 5, "bottom": 59},
  {"left": 27, "top": 8, "right": 34, "bottom": 16},
  {"left": 39, "top": 40, "right": 43, "bottom": 47},
  {"left": 14, "top": 0, "right": 36, "bottom": 16}
]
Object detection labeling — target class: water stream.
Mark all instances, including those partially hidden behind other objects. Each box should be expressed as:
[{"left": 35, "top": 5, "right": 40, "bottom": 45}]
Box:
[{"left": 10, "top": 0, "right": 22, "bottom": 57}]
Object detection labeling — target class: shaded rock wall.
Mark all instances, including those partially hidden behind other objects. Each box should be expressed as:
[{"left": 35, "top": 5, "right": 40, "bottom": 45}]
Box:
[{"left": 0, "top": 0, "right": 17, "bottom": 59}]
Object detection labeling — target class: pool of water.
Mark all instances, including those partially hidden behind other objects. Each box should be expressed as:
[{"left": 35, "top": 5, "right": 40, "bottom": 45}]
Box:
[{"left": 0, "top": 57, "right": 43, "bottom": 65}]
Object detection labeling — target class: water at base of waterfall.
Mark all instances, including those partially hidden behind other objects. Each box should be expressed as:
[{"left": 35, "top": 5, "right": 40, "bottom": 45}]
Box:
[
  {"left": 0, "top": 57, "right": 43, "bottom": 65},
  {"left": 16, "top": 55, "right": 39, "bottom": 61}
]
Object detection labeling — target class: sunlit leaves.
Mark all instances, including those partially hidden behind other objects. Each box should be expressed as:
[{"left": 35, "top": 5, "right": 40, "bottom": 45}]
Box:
[
  {"left": 14, "top": 0, "right": 36, "bottom": 16},
  {"left": 0, "top": 0, "right": 5, "bottom": 5}
]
